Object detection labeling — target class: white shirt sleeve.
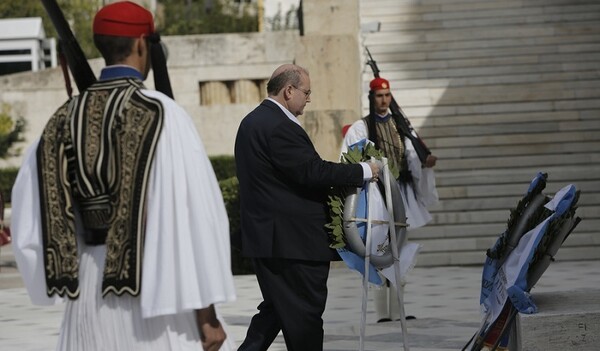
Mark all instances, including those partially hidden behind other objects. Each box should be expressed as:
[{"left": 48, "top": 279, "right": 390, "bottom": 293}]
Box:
[{"left": 11, "top": 139, "right": 65, "bottom": 306}]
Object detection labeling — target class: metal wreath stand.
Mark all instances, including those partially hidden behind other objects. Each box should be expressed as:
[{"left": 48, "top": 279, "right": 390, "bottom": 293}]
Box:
[{"left": 342, "top": 157, "right": 411, "bottom": 351}]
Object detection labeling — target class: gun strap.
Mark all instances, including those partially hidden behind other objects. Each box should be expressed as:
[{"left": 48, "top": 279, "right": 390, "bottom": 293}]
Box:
[{"left": 58, "top": 44, "right": 73, "bottom": 98}]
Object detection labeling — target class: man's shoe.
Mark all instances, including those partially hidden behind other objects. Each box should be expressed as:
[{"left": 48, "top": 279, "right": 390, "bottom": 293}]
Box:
[{"left": 377, "top": 318, "right": 392, "bottom": 323}]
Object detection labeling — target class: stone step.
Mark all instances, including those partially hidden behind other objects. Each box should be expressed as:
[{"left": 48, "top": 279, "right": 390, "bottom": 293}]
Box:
[
  {"left": 405, "top": 110, "right": 597, "bottom": 129},
  {"left": 427, "top": 130, "right": 600, "bottom": 148},
  {"left": 436, "top": 165, "right": 600, "bottom": 186},
  {"left": 554, "top": 245, "right": 600, "bottom": 262},
  {"left": 417, "top": 231, "right": 599, "bottom": 255},
  {"left": 364, "top": 60, "right": 600, "bottom": 82},
  {"left": 410, "top": 218, "right": 598, "bottom": 240},
  {"left": 378, "top": 100, "right": 600, "bottom": 124},
  {"left": 435, "top": 153, "right": 600, "bottom": 171},
  {"left": 364, "top": 21, "right": 600, "bottom": 47},
  {"left": 392, "top": 88, "right": 600, "bottom": 113},
  {"left": 387, "top": 98, "right": 600, "bottom": 120},
  {"left": 375, "top": 11, "right": 600, "bottom": 32},
  {"left": 368, "top": 52, "right": 600, "bottom": 81},
  {"left": 362, "top": 0, "right": 600, "bottom": 19},
  {"left": 416, "top": 243, "right": 600, "bottom": 267},
  {"left": 363, "top": 33, "right": 600, "bottom": 59},
  {"left": 426, "top": 205, "right": 598, "bottom": 226},
  {"left": 420, "top": 119, "right": 600, "bottom": 140},
  {"left": 436, "top": 179, "right": 598, "bottom": 199},
  {"left": 360, "top": 0, "right": 600, "bottom": 266},
  {"left": 418, "top": 236, "right": 497, "bottom": 254},
  {"left": 435, "top": 141, "right": 600, "bottom": 159},
  {"left": 396, "top": 83, "right": 600, "bottom": 109},
  {"left": 430, "top": 192, "right": 600, "bottom": 212},
  {"left": 415, "top": 250, "right": 488, "bottom": 266},
  {"left": 364, "top": 0, "right": 590, "bottom": 7},
  {"left": 365, "top": 71, "right": 600, "bottom": 91},
  {"left": 376, "top": 6, "right": 600, "bottom": 28}
]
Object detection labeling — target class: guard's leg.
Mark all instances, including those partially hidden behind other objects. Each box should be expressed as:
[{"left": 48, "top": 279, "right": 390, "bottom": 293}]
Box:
[
  {"left": 389, "top": 284, "right": 401, "bottom": 320},
  {"left": 374, "top": 284, "right": 391, "bottom": 322}
]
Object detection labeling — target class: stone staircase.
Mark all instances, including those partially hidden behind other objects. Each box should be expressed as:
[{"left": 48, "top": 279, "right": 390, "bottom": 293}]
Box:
[{"left": 359, "top": 0, "right": 600, "bottom": 266}]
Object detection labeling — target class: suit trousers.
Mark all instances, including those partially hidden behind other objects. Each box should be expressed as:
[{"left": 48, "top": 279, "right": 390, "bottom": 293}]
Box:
[{"left": 238, "top": 257, "right": 330, "bottom": 351}]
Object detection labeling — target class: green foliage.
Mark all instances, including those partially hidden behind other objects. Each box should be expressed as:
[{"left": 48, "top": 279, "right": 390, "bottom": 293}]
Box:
[
  {"left": 325, "top": 194, "right": 346, "bottom": 249},
  {"left": 1, "top": 1, "right": 259, "bottom": 62},
  {"left": 59, "top": 0, "right": 100, "bottom": 59},
  {"left": 529, "top": 190, "right": 580, "bottom": 270},
  {"left": 326, "top": 143, "right": 389, "bottom": 249},
  {"left": 0, "top": 1, "right": 46, "bottom": 24},
  {"left": 218, "top": 175, "right": 253, "bottom": 275},
  {"left": 268, "top": 4, "right": 298, "bottom": 31},
  {"left": 488, "top": 173, "right": 549, "bottom": 260},
  {"left": 219, "top": 176, "right": 240, "bottom": 235},
  {"left": 209, "top": 155, "right": 236, "bottom": 181},
  {"left": 0, "top": 168, "right": 18, "bottom": 203},
  {"left": 0, "top": 104, "right": 26, "bottom": 158},
  {"left": 160, "top": 0, "right": 258, "bottom": 35}
]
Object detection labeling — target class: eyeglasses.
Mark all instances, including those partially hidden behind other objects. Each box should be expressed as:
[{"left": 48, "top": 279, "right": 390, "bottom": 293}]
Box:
[{"left": 292, "top": 86, "right": 311, "bottom": 98}]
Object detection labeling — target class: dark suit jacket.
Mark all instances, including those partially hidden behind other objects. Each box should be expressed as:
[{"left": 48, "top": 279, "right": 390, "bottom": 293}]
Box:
[{"left": 235, "top": 99, "right": 364, "bottom": 261}]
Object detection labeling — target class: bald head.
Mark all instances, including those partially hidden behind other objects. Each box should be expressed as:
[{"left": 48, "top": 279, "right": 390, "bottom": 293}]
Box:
[{"left": 267, "top": 64, "right": 309, "bottom": 96}]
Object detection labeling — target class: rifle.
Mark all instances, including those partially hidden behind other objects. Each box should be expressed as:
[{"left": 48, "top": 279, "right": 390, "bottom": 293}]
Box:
[
  {"left": 41, "top": 0, "right": 97, "bottom": 94},
  {"left": 365, "top": 47, "right": 431, "bottom": 164}
]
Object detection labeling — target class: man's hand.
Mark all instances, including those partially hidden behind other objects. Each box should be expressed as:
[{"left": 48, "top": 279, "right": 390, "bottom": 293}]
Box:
[
  {"left": 368, "top": 160, "right": 382, "bottom": 182},
  {"left": 196, "top": 305, "right": 226, "bottom": 351},
  {"left": 423, "top": 154, "right": 437, "bottom": 168}
]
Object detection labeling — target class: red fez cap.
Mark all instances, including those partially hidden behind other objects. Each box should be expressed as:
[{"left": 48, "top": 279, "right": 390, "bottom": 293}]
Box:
[
  {"left": 93, "top": 1, "right": 155, "bottom": 38},
  {"left": 370, "top": 77, "right": 390, "bottom": 91},
  {"left": 342, "top": 124, "right": 352, "bottom": 137}
]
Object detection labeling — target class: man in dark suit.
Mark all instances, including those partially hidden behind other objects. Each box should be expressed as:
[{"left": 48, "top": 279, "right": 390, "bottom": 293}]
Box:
[{"left": 235, "top": 64, "right": 380, "bottom": 351}]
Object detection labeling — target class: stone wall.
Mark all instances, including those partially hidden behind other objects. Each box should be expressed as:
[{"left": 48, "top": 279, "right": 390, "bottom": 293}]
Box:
[
  {"left": 0, "top": 31, "right": 297, "bottom": 166},
  {"left": 295, "top": 0, "right": 363, "bottom": 161}
]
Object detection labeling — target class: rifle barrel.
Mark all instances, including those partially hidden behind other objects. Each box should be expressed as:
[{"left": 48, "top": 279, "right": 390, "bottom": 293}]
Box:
[
  {"left": 364, "top": 46, "right": 432, "bottom": 162},
  {"left": 41, "top": 0, "right": 96, "bottom": 92}
]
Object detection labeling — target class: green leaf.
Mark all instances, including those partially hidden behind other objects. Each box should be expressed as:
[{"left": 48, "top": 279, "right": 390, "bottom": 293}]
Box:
[{"left": 330, "top": 242, "right": 346, "bottom": 249}]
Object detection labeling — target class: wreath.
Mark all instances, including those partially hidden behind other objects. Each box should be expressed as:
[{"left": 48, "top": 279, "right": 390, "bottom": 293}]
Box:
[{"left": 325, "top": 142, "right": 399, "bottom": 249}]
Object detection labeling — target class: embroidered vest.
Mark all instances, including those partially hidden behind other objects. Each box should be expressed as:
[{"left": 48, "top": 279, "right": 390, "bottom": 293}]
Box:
[
  {"left": 362, "top": 115, "right": 412, "bottom": 183},
  {"left": 37, "top": 78, "right": 164, "bottom": 298}
]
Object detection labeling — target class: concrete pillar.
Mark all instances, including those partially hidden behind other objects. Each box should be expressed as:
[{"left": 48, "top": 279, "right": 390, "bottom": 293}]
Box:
[
  {"left": 232, "top": 80, "right": 260, "bottom": 104},
  {"left": 200, "top": 81, "right": 230, "bottom": 105},
  {"left": 294, "top": 0, "right": 362, "bottom": 161}
]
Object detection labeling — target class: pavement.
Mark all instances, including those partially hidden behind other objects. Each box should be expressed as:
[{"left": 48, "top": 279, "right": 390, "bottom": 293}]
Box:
[{"left": 1, "top": 242, "right": 599, "bottom": 351}]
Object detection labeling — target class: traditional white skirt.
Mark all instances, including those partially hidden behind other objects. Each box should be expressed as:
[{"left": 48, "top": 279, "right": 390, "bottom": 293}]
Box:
[{"left": 56, "top": 243, "right": 235, "bottom": 351}]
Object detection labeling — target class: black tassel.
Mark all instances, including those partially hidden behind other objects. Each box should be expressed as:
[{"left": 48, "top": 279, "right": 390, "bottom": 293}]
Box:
[{"left": 148, "top": 33, "right": 174, "bottom": 99}]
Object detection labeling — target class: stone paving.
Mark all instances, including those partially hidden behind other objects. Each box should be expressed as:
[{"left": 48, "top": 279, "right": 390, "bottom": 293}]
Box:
[{"left": 1, "top": 243, "right": 599, "bottom": 350}]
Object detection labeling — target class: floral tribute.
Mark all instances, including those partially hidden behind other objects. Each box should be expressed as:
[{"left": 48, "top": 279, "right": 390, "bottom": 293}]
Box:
[
  {"left": 325, "top": 143, "right": 398, "bottom": 249},
  {"left": 466, "top": 172, "right": 581, "bottom": 351}
]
